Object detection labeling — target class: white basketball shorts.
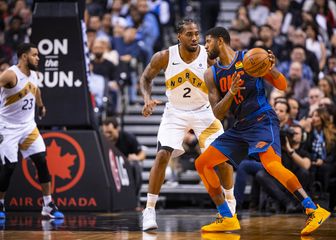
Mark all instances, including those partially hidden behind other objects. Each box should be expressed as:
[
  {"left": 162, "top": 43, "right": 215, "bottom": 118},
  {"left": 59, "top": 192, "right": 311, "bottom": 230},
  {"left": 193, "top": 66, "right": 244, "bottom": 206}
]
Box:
[
  {"left": 0, "top": 122, "right": 46, "bottom": 163},
  {"left": 157, "top": 103, "right": 223, "bottom": 158}
]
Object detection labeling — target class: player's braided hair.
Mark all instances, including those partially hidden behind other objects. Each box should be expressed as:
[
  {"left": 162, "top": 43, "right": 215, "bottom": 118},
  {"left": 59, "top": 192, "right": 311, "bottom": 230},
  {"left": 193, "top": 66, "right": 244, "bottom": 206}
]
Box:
[{"left": 176, "top": 18, "right": 197, "bottom": 34}]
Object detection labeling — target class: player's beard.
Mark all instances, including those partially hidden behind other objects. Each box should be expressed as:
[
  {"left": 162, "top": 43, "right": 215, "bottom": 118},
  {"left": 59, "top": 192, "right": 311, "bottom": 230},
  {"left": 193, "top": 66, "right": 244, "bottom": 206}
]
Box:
[
  {"left": 27, "top": 60, "right": 38, "bottom": 71},
  {"left": 186, "top": 44, "right": 198, "bottom": 52},
  {"left": 208, "top": 46, "right": 219, "bottom": 60}
]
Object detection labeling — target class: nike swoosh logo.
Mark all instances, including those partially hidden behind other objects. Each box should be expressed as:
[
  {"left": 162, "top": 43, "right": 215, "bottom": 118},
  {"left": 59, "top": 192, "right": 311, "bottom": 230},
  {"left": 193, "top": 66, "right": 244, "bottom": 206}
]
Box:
[
  {"left": 172, "top": 62, "right": 180, "bottom": 65},
  {"left": 318, "top": 218, "right": 323, "bottom": 224}
]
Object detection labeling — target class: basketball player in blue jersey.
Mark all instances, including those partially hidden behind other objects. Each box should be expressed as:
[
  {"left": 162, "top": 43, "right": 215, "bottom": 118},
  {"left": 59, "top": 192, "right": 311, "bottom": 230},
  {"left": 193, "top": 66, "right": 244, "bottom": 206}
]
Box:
[
  {"left": 140, "top": 19, "right": 237, "bottom": 231},
  {"left": 195, "top": 26, "right": 330, "bottom": 235}
]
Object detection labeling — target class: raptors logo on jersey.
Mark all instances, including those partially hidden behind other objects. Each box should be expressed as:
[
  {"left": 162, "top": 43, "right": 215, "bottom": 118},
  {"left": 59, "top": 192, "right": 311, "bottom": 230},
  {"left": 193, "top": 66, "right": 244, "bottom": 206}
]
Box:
[
  {"left": 164, "top": 44, "right": 209, "bottom": 110},
  {"left": 0, "top": 65, "right": 38, "bottom": 125}
]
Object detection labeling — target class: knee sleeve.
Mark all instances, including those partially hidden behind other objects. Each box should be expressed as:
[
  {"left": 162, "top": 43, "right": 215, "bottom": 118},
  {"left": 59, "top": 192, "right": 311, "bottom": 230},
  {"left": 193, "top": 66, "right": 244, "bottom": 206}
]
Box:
[
  {"left": 30, "top": 152, "right": 51, "bottom": 184},
  {"left": 259, "top": 147, "right": 302, "bottom": 193},
  {"left": 0, "top": 157, "right": 17, "bottom": 192}
]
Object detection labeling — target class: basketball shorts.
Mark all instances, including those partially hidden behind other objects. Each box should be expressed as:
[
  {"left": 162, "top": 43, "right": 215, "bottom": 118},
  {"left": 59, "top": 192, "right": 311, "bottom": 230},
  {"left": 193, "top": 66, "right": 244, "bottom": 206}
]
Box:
[
  {"left": 157, "top": 103, "right": 223, "bottom": 158},
  {"left": 211, "top": 110, "right": 281, "bottom": 168},
  {"left": 0, "top": 122, "right": 46, "bottom": 163}
]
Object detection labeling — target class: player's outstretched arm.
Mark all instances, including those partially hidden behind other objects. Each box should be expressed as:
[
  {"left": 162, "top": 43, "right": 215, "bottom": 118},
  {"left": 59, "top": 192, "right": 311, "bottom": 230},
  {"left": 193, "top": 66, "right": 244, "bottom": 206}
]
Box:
[
  {"left": 0, "top": 69, "right": 16, "bottom": 88},
  {"left": 205, "top": 68, "right": 243, "bottom": 121},
  {"left": 263, "top": 50, "right": 287, "bottom": 91},
  {"left": 140, "top": 50, "right": 168, "bottom": 117}
]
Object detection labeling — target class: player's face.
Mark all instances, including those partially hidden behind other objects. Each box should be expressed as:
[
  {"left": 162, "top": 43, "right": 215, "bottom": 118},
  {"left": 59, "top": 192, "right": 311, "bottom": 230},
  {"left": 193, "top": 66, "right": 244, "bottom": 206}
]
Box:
[
  {"left": 26, "top": 48, "right": 39, "bottom": 71},
  {"left": 178, "top": 23, "right": 200, "bottom": 52},
  {"left": 205, "top": 36, "right": 220, "bottom": 60}
]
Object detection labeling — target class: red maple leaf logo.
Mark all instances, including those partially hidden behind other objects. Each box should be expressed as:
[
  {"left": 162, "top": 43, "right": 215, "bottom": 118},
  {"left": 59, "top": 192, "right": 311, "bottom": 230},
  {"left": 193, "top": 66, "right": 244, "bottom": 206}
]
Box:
[{"left": 46, "top": 140, "right": 76, "bottom": 192}]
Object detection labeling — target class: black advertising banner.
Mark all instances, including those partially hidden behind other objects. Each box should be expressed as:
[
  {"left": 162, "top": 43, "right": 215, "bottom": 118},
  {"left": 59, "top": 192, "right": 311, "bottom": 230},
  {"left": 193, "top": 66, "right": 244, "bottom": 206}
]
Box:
[
  {"left": 6, "top": 130, "right": 137, "bottom": 212},
  {"left": 100, "top": 135, "right": 138, "bottom": 211},
  {"left": 6, "top": 131, "right": 111, "bottom": 211},
  {"left": 31, "top": 1, "right": 93, "bottom": 127}
]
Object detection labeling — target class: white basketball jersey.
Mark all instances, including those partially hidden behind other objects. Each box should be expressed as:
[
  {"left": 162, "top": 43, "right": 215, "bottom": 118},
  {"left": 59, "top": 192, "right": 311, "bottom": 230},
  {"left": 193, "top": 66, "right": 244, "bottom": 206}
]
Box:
[
  {"left": 0, "top": 65, "right": 38, "bottom": 125},
  {"left": 165, "top": 44, "right": 209, "bottom": 110}
]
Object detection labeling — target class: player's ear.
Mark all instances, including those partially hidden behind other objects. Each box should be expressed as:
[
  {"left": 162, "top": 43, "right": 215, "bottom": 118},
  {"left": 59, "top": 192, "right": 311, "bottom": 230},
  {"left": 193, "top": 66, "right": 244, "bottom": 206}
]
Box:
[{"left": 177, "top": 33, "right": 181, "bottom": 42}]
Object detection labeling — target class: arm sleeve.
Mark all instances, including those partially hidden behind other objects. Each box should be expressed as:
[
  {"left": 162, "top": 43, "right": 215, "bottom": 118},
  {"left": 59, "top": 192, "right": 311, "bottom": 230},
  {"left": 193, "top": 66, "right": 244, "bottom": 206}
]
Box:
[{"left": 263, "top": 72, "right": 287, "bottom": 91}]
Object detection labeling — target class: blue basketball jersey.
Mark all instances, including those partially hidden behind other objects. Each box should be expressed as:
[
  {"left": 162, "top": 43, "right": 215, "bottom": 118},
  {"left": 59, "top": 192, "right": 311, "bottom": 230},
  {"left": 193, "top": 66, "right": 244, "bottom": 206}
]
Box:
[{"left": 211, "top": 50, "right": 272, "bottom": 121}]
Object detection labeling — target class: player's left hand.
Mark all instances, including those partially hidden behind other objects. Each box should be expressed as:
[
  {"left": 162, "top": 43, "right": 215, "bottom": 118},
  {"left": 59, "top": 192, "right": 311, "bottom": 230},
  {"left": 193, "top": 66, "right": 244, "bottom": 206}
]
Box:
[
  {"left": 267, "top": 50, "right": 276, "bottom": 71},
  {"left": 38, "top": 105, "right": 46, "bottom": 120}
]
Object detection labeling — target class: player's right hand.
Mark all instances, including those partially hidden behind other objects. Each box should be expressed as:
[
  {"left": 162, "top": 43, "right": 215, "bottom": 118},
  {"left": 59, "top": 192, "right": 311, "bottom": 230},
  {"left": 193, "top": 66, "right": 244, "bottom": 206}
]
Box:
[
  {"left": 229, "top": 72, "right": 245, "bottom": 95},
  {"left": 142, "top": 99, "right": 162, "bottom": 117}
]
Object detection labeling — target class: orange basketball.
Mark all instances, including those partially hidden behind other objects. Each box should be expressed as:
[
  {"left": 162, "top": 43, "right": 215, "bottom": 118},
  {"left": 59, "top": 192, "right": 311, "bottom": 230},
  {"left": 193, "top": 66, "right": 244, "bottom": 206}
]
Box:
[{"left": 242, "top": 48, "right": 271, "bottom": 77}]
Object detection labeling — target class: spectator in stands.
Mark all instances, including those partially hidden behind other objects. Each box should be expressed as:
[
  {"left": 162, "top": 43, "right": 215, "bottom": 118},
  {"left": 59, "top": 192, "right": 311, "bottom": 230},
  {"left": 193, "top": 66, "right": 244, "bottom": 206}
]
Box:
[
  {"left": 102, "top": 117, "right": 146, "bottom": 208},
  {"left": 305, "top": 107, "right": 336, "bottom": 192},
  {"left": 200, "top": 0, "right": 220, "bottom": 38},
  {"left": 4, "top": 15, "right": 28, "bottom": 54},
  {"left": 326, "top": 55, "right": 336, "bottom": 74},
  {"left": 258, "top": 24, "right": 286, "bottom": 61},
  {"left": 101, "top": 12, "right": 113, "bottom": 37},
  {"left": 91, "top": 39, "right": 119, "bottom": 116},
  {"left": 113, "top": 27, "right": 142, "bottom": 105},
  {"left": 278, "top": 46, "right": 314, "bottom": 85},
  {"left": 284, "top": 61, "right": 311, "bottom": 104},
  {"left": 318, "top": 75, "right": 336, "bottom": 103},
  {"left": 228, "top": 29, "right": 244, "bottom": 50},
  {"left": 126, "top": 1, "right": 160, "bottom": 65},
  {"left": 256, "top": 124, "right": 312, "bottom": 213},
  {"left": 289, "top": 28, "right": 320, "bottom": 81},
  {"left": 234, "top": 159, "right": 263, "bottom": 210},
  {"left": 246, "top": 0, "right": 269, "bottom": 27},
  {"left": 302, "top": 0, "right": 336, "bottom": 41},
  {"left": 288, "top": 97, "right": 300, "bottom": 122},
  {"left": 304, "top": 22, "right": 327, "bottom": 71},
  {"left": 88, "top": 15, "right": 110, "bottom": 39},
  {"left": 87, "top": 62, "right": 106, "bottom": 121}
]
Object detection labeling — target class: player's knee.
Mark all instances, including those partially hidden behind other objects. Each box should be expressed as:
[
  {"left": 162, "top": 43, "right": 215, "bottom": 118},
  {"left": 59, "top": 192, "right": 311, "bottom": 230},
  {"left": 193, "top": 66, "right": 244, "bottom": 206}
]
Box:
[
  {"left": 156, "top": 149, "right": 171, "bottom": 167},
  {"left": 195, "top": 155, "right": 207, "bottom": 174},
  {"left": 30, "top": 152, "right": 51, "bottom": 184}
]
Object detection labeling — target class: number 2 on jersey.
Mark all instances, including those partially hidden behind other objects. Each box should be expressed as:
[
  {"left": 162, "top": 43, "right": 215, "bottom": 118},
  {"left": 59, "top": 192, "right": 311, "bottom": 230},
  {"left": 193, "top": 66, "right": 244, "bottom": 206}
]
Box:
[
  {"left": 183, "top": 87, "right": 191, "bottom": 98},
  {"left": 22, "top": 98, "right": 33, "bottom": 110}
]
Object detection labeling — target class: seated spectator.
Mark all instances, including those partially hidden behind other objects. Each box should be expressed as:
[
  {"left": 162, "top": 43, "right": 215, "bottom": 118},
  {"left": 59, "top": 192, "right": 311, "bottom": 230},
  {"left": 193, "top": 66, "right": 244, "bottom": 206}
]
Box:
[
  {"left": 277, "top": 46, "right": 314, "bottom": 86},
  {"left": 318, "top": 75, "right": 336, "bottom": 103},
  {"left": 284, "top": 61, "right": 311, "bottom": 105},
  {"left": 113, "top": 27, "right": 142, "bottom": 105},
  {"left": 304, "top": 22, "right": 327, "bottom": 71},
  {"left": 287, "top": 97, "right": 301, "bottom": 122},
  {"left": 305, "top": 108, "right": 336, "bottom": 192},
  {"left": 102, "top": 117, "right": 146, "bottom": 208},
  {"left": 246, "top": 0, "right": 269, "bottom": 27},
  {"left": 256, "top": 124, "right": 312, "bottom": 213}
]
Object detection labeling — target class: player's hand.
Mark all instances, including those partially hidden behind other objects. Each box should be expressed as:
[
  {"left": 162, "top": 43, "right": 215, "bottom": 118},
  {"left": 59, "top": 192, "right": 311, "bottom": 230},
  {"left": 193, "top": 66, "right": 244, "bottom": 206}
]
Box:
[
  {"left": 268, "top": 50, "right": 276, "bottom": 71},
  {"left": 38, "top": 105, "right": 46, "bottom": 120},
  {"left": 229, "top": 72, "right": 245, "bottom": 95},
  {"left": 142, "top": 99, "right": 162, "bottom": 117}
]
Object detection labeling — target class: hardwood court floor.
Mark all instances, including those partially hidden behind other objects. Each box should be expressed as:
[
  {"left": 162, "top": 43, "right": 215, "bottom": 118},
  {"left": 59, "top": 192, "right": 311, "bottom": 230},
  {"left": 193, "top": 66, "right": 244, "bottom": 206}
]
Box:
[{"left": 0, "top": 209, "right": 335, "bottom": 240}]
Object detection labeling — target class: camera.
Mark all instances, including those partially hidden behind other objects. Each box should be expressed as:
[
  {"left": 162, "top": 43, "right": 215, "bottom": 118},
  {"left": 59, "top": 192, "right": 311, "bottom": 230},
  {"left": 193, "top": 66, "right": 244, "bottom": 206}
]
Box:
[{"left": 280, "top": 125, "right": 295, "bottom": 147}]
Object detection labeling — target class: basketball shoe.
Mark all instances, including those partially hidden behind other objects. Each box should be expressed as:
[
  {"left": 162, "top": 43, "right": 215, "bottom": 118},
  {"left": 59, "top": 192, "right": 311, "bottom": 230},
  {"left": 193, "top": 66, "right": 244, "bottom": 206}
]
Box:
[
  {"left": 201, "top": 213, "right": 240, "bottom": 232},
  {"left": 41, "top": 202, "right": 64, "bottom": 219},
  {"left": 201, "top": 232, "right": 240, "bottom": 240},
  {"left": 142, "top": 208, "right": 158, "bottom": 231},
  {"left": 0, "top": 202, "right": 5, "bottom": 219},
  {"left": 301, "top": 205, "right": 330, "bottom": 235}
]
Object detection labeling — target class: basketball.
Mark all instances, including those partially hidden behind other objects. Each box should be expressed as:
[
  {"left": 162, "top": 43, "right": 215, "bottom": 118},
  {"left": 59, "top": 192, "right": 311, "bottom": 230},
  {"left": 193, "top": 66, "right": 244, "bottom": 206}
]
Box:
[{"left": 243, "top": 48, "right": 271, "bottom": 77}]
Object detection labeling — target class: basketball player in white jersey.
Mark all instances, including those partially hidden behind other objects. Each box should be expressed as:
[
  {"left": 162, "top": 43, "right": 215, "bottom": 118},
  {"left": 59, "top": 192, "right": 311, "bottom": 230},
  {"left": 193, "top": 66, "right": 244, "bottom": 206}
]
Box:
[
  {"left": 140, "top": 19, "right": 237, "bottom": 231},
  {"left": 0, "top": 43, "right": 64, "bottom": 219}
]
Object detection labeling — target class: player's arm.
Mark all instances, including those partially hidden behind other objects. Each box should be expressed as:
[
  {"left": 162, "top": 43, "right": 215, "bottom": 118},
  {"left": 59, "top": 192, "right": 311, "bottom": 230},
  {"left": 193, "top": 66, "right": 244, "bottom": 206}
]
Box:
[
  {"left": 0, "top": 70, "right": 16, "bottom": 88},
  {"left": 205, "top": 69, "right": 242, "bottom": 121},
  {"left": 35, "top": 86, "right": 46, "bottom": 119},
  {"left": 140, "top": 50, "right": 168, "bottom": 117},
  {"left": 263, "top": 50, "right": 287, "bottom": 91}
]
